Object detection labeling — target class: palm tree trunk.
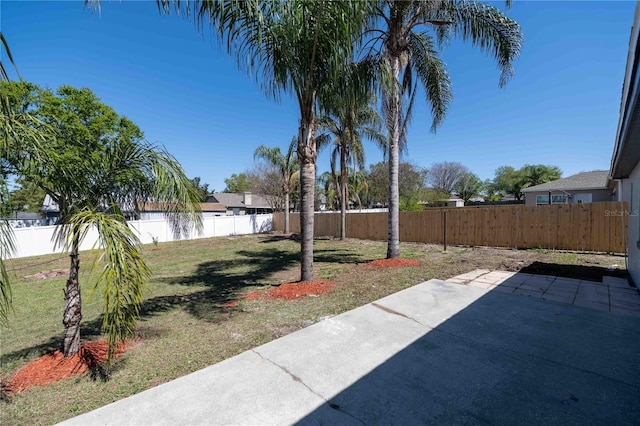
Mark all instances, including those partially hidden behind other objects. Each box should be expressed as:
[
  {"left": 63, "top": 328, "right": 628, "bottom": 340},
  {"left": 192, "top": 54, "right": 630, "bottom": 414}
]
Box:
[
  {"left": 387, "top": 54, "right": 401, "bottom": 259},
  {"left": 63, "top": 232, "right": 82, "bottom": 357},
  {"left": 298, "top": 116, "right": 317, "bottom": 282},
  {"left": 284, "top": 187, "right": 290, "bottom": 234},
  {"left": 340, "top": 147, "right": 347, "bottom": 241}
]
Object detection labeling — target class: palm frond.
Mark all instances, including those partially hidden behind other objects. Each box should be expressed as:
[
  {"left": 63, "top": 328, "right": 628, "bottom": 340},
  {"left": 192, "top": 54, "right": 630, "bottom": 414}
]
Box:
[
  {"left": 408, "top": 31, "right": 452, "bottom": 132},
  {"left": 437, "top": 0, "right": 522, "bottom": 87},
  {"left": 66, "top": 209, "right": 150, "bottom": 362}
]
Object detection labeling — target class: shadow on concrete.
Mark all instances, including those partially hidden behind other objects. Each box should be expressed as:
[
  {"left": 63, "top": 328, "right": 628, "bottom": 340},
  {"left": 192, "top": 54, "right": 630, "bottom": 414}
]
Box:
[
  {"left": 297, "top": 288, "right": 640, "bottom": 425},
  {"left": 519, "top": 261, "right": 628, "bottom": 282}
]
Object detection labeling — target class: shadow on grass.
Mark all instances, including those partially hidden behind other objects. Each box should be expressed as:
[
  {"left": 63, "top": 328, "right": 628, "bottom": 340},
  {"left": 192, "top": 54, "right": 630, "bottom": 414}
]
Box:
[
  {"left": 519, "top": 261, "right": 628, "bottom": 283},
  {"left": 145, "top": 246, "right": 365, "bottom": 323},
  {"left": 1, "top": 243, "right": 365, "bottom": 372}
]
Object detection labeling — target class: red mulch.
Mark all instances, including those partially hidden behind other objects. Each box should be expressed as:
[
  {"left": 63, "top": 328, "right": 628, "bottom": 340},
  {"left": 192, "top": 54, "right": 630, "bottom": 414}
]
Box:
[
  {"left": 246, "top": 280, "right": 337, "bottom": 301},
  {"left": 5, "top": 340, "right": 126, "bottom": 394},
  {"left": 363, "top": 258, "right": 420, "bottom": 267}
]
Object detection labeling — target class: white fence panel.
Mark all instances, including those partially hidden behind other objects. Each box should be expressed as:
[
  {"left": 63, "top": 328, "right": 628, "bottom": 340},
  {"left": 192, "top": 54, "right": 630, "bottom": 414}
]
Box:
[{"left": 8, "top": 214, "right": 274, "bottom": 260}]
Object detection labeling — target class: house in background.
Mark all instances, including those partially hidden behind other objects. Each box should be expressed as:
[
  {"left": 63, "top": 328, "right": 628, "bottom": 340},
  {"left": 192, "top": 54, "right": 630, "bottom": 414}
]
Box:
[
  {"left": 42, "top": 194, "right": 60, "bottom": 225},
  {"left": 611, "top": 1, "right": 640, "bottom": 286},
  {"left": 137, "top": 202, "right": 226, "bottom": 220},
  {"left": 206, "top": 192, "right": 274, "bottom": 215},
  {"left": 521, "top": 170, "right": 614, "bottom": 206},
  {"left": 43, "top": 195, "right": 227, "bottom": 223},
  {"left": 8, "top": 212, "right": 47, "bottom": 228}
]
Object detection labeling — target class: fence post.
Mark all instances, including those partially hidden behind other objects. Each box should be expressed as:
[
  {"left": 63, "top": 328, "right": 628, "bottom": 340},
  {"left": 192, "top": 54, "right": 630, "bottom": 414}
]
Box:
[{"left": 443, "top": 210, "right": 447, "bottom": 251}]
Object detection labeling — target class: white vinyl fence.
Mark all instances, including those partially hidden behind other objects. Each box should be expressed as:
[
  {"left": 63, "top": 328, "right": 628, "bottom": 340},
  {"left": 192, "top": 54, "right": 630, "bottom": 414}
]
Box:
[{"left": 9, "top": 214, "right": 273, "bottom": 259}]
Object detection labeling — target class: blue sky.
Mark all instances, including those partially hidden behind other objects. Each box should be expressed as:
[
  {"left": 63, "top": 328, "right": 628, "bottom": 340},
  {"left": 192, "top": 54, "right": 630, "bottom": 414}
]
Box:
[{"left": 2, "top": 1, "right": 636, "bottom": 191}]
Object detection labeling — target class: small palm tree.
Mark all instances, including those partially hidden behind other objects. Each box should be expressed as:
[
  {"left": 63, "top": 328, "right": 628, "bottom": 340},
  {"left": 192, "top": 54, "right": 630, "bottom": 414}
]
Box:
[
  {"left": 3, "top": 82, "right": 202, "bottom": 360},
  {"left": 254, "top": 137, "right": 299, "bottom": 234},
  {"left": 318, "top": 91, "right": 384, "bottom": 240},
  {"left": 318, "top": 171, "right": 339, "bottom": 211},
  {"left": 368, "top": 0, "right": 522, "bottom": 258},
  {"left": 349, "top": 169, "right": 370, "bottom": 210}
]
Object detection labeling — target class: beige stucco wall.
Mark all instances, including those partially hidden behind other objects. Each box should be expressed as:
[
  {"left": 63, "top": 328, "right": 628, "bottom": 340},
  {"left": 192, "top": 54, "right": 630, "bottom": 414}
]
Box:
[
  {"left": 523, "top": 189, "right": 613, "bottom": 206},
  {"left": 627, "top": 163, "right": 640, "bottom": 286}
]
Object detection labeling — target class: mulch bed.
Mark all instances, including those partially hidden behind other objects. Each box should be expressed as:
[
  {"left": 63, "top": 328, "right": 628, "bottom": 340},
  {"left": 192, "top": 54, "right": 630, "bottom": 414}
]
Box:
[
  {"left": 362, "top": 258, "right": 420, "bottom": 267},
  {"left": 4, "top": 340, "right": 126, "bottom": 394},
  {"left": 246, "top": 280, "right": 337, "bottom": 301}
]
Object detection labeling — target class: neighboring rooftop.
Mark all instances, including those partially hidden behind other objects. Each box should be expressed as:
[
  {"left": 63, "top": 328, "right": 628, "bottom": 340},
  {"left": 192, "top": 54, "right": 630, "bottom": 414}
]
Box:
[
  {"left": 207, "top": 193, "right": 272, "bottom": 209},
  {"left": 138, "top": 202, "right": 226, "bottom": 212},
  {"left": 521, "top": 171, "right": 610, "bottom": 192}
]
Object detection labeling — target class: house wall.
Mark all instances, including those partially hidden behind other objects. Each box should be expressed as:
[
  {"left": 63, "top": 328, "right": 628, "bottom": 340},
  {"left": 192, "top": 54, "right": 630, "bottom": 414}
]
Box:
[
  {"left": 627, "top": 163, "right": 640, "bottom": 285},
  {"left": 524, "top": 189, "right": 613, "bottom": 206}
]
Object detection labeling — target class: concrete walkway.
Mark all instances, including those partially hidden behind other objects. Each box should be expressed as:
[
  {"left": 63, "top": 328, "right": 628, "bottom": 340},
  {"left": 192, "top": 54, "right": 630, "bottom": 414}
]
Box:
[{"left": 61, "top": 278, "right": 640, "bottom": 425}]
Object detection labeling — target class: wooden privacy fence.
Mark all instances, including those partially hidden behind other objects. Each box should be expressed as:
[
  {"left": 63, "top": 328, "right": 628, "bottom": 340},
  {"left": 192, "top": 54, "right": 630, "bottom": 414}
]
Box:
[{"left": 273, "top": 201, "right": 628, "bottom": 253}]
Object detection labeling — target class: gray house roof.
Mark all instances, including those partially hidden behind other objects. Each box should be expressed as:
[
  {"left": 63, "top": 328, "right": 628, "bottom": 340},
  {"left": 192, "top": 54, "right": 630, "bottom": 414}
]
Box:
[
  {"left": 207, "top": 193, "right": 272, "bottom": 209},
  {"left": 13, "top": 212, "right": 45, "bottom": 220},
  {"left": 521, "top": 171, "right": 610, "bottom": 193},
  {"left": 611, "top": 3, "right": 640, "bottom": 179}
]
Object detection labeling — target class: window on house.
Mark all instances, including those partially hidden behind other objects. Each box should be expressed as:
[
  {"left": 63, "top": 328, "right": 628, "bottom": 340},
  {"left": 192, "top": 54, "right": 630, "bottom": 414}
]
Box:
[
  {"left": 536, "top": 194, "right": 566, "bottom": 205},
  {"left": 536, "top": 195, "right": 549, "bottom": 205}
]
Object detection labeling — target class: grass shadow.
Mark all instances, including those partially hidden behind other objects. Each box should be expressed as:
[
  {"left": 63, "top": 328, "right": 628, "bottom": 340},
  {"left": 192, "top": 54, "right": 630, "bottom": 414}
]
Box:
[{"left": 147, "top": 246, "right": 365, "bottom": 323}]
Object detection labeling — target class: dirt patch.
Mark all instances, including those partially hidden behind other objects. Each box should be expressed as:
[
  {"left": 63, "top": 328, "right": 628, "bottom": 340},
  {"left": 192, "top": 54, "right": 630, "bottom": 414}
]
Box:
[
  {"left": 246, "top": 280, "right": 337, "bottom": 301},
  {"left": 4, "top": 340, "right": 126, "bottom": 394},
  {"left": 23, "top": 269, "right": 69, "bottom": 280},
  {"left": 363, "top": 258, "right": 420, "bottom": 267}
]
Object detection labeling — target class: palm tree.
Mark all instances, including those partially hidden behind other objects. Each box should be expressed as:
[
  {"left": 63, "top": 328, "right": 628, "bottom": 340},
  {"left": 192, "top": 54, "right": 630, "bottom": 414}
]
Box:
[
  {"left": 254, "top": 137, "right": 299, "bottom": 234},
  {"left": 318, "top": 91, "right": 384, "bottom": 240},
  {"left": 318, "top": 171, "right": 339, "bottom": 211},
  {"left": 367, "top": 0, "right": 522, "bottom": 258},
  {"left": 349, "top": 169, "right": 370, "bottom": 210},
  {"left": 3, "top": 82, "right": 202, "bottom": 360},
  {"left": 160, "top": 1, "right": 371, "bottom": 281}
]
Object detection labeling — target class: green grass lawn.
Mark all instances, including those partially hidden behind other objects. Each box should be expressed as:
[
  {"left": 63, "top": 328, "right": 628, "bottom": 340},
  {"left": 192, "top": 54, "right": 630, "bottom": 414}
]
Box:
[{"left": 0, "top": 234, "right": 625, "bottom": 425}]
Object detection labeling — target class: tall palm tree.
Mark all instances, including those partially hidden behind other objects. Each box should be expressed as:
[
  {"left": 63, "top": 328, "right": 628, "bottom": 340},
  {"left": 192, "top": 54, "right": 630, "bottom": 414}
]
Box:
[
  {"left": 160, "top": 0, "right": 372, "bottom": 281},
  {"left": 367, "top": 0, "right": 522, "bottom": 258},
  {"left": 3, "top": 82, "right": 202, "bottom": 360},
  {"left": 318, "top": 91, "right": 384, "bottom": 240},
  {"left": 254, "top": 137, "right": 299, "bottom": 234}
]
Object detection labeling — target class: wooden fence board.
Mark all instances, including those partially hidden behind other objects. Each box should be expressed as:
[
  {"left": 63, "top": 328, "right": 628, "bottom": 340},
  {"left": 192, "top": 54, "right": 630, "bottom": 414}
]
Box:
[{"left": 273, "top": 201, "right": 627, "bottom": 253}]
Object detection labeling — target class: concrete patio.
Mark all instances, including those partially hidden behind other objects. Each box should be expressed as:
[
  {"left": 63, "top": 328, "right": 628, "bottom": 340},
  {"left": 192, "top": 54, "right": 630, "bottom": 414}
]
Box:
[
  {"left": 447, "top": 269, "right": 640, "bottom": 317},
  {"left": 61, "top": 273, "right": 640, "bottom": 425}
]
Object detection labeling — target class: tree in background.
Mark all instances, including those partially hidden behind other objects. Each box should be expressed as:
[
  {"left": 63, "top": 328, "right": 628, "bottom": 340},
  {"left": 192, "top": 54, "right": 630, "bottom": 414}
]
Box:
[
  {"left": 367, "top": 0, "right": 522, "bottom": 259},
  {"left": 453, "top": 171, "right": 484, "bottom": 203},
  {"left": 491, "top": 164, "right": 562, "bottom": 200},
  {"left": 254, "top": 137, "right": 299, "bottom": 233},
  {"left": 318, "top": 171, "right": 339, "bottom": 211},
  {"left": 8, "top": 177, "right": 46, "bottom": 213},
  {"left": 482, "top": 178, "right": 503, "bottom": 202},
  {"left": 190, "top": 177, "right": 211, "bottom": 202},
  {"left": 223, "top": 173, "right": 251, "bottom": 194},
  {"left": 426, "top": 161, "right": 469, "bottom": 195},
  {"left": 2, "top": 82, "right": 201, "bottom": 360},
  {"left": 522, "top": 164, "right": 562, "bottom": 187},
  {"left": 367, "top": 161, "right": 427, "bottom": 210},
  {"left": 491, "top": 165, "right": 523, "bottom": 200}
]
